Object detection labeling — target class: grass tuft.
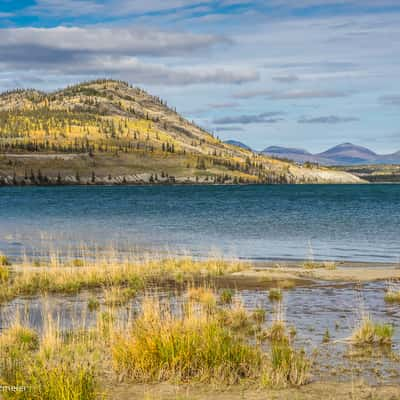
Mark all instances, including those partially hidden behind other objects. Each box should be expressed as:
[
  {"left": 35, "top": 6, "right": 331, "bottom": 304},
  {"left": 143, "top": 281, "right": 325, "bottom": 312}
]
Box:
[
  {"left": 220, "top": 288, "right": 234, "bottom": 305},
  {"left": 104, "top": 286, "right": 136, "bottom": 307},
  {"left": 384, "top": 290, "right": 400, "bottom": 303},
  {"left": 322, "top": 328, "right": 330, "bottom": 343},
  {"left": 0, "top": 265, "right": 10, "bottom": 283},
  {"left": 0, "top": 253, "right": 11, "bottom": 266},
  {"left": 112, "top": 297, "right": 262, "bottom": 384},
  {"left": 268, "top": 322, "right": 288, "bottom": 344},
  {"left": 88, "top": 296, "right": 100, "bottom": 312},
  {"left": 252, "top": 308, "right": 266, "bottom": 325},
  {"left": 187, "top": 287, "right": 217, "bottom": 308},
  {"left": 351, "top": 316, "right": 394, "bottom": 346},
  {"left": 268, "top": 288, "right": 283, "bottom": 302},
  {"left": 302, "top": 261, "right": 337, "bottom": 270},
  {"left": 266, "top": 343, "right": 311, "bottom": 387}
]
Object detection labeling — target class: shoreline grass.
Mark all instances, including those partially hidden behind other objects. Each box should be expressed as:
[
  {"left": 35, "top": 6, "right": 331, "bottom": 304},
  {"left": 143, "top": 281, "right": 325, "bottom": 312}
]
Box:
[
  {"left": 385, "top": 290, "right": 400, "bottom": 303},
  {"left": 302, "top": 261, "right": 337, "bottom": 270},
  {"left": 0, "top": 254, "right": 247, "bottom": 304},
  {"left": 351, "top": 316, "right": 394, "bottom": 346},
  {"left": 384, "top": 283, "right": 400, "bottom": 303}
]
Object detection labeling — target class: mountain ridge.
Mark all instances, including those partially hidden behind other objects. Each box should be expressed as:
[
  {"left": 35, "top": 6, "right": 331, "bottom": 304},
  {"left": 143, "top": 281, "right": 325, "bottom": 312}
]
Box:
[
  {"left": 0, "top": 80, "right": 362, "bottom": 184},
  {"left": 262, "top": 143, "right": 400, "bottom": 165},
  {"left": 223, "top": 140, "right": 253, "bottom": 151}
]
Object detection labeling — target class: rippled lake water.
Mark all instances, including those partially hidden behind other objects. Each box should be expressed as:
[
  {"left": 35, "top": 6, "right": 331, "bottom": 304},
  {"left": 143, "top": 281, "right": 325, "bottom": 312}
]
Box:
[{"left": 1, "top": 184, "right": 400, "bottom": 262}]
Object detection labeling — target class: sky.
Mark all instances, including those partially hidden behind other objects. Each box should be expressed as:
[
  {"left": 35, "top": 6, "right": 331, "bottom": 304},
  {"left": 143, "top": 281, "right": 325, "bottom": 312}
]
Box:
[{"left": 0, "top": 1, "right": 400, "bottom": 153}]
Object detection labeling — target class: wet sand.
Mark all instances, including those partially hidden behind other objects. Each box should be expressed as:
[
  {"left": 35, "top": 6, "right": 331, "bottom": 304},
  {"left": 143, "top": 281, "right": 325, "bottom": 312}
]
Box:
[
  {"left": 237, "top": 260, "right": 400, "bottom": 283},
  {"left": 108, "top": 381, "right": 400, "bottom": 400}
]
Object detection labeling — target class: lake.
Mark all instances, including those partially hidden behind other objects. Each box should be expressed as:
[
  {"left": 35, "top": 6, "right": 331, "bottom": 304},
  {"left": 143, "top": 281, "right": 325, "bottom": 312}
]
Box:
[{"left": 1, "top": 184, "right": 399, "bottom": 263}]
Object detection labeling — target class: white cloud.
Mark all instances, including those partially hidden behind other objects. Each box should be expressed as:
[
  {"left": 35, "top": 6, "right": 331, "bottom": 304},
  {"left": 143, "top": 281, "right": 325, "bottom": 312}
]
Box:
[
  {"left": 298, "top": 115, "right": 359, "bottom": 124},
  {"left": 0, "top": 54, "right": 259, "bottom": 86},
  {"left": 69, "top": 56, "right": 259, "bottom": 85},
  {"left": 0, "top": 26, "right": 228, "bottom": 56}
]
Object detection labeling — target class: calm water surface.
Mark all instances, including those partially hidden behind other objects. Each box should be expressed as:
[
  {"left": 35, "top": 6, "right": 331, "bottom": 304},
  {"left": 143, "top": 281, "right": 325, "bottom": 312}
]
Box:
[{"left": 0, "top": 184, "right": 399, "bottom": 262}]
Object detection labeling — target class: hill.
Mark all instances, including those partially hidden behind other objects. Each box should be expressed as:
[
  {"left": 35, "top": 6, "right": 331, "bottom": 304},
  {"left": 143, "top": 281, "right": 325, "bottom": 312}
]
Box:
[
  {"left": 224, "top": 140, "right": 253, "bottom": 151},
  {"left": 0, "top": 80, "right": 362, "bottom": 184},
  {"left": 263, "top": 143, "right": 400, "bottom": 166}
]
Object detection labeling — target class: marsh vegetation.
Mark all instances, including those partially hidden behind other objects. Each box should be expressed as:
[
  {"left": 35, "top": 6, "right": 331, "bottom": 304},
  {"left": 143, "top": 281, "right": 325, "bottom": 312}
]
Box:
[{"left": 0, "top": 250, "right": 399, "bottom": 399}]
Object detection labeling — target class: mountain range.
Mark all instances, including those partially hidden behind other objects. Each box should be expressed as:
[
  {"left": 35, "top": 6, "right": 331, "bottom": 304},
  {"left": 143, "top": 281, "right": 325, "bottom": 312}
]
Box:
[{"left": 228, "top": 142, "right": 400, "bottom": 166}]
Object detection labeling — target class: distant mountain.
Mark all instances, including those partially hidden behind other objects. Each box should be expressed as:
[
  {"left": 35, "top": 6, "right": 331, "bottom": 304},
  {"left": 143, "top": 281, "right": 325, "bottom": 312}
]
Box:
[
  {"left": 224, "top": 140, "right": 252, "bottom": 151},
  {"left": 263, "top": 146, "right": 311, "bottom": 156},
  {"left": 263, "top": 143, "right": 400, "bottom": 166},
  {"left": 262, "top": 146, "right": 332, "bottom": 164},
  {"left": 317, "top": 143, "right": 377, "bottom": 165}
]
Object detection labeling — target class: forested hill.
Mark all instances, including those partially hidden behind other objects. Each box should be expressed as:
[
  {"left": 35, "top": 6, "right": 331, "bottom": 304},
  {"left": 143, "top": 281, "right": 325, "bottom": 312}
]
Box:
[{"left": 0, "top": 80, "right": 362, "bottom": 185}]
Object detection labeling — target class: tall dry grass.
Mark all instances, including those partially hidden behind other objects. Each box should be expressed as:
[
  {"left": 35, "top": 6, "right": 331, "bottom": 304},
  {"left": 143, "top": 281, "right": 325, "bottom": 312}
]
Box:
[
  {"left": 0, "top": 250, "right": 247, "bottom": 304},
  {"left": 0, "top": 285, "right": 311, "bottom": 398},
  {"left": 0, "top": 316, "right": 101, "bottom": 400}
]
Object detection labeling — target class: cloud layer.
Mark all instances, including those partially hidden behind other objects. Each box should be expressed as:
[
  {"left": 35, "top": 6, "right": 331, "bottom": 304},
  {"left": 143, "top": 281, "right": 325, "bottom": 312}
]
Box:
[
  {"left": 213, "top": 112, "right": 285, "bottom": 124},
  {"left": 234, "top": 89, "right": 352, "bottom": 100},
  {"left": 0, "top": 27, "right": 260, "bottom": 86},
  {"left": 298, "top": 115, "right": 360, "bottom": 124}
]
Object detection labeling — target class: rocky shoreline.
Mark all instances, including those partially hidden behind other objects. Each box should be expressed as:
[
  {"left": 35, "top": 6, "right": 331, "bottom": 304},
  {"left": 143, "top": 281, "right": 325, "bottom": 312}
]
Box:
[{"left": 0, "top": 173, "right": 254, "bottom": 186}]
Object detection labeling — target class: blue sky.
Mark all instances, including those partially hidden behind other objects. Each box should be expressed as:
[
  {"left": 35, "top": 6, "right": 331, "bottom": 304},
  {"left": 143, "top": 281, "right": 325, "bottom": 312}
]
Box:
[{"left": 1, "top": 0, "right": 400, "bottom": 153}]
